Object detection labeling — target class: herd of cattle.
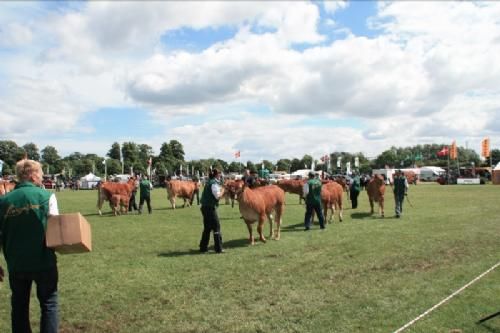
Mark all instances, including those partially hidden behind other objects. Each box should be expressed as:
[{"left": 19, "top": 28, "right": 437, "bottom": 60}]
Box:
[
  {"left": 94, "top": 175, "right": 387, "bottom": 244},
  {"left": 0, "top": 174, "right": 388, "bottom": 245}
]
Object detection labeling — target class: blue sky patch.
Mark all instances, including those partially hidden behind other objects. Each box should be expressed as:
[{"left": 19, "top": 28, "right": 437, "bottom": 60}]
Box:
[{"left": 161, "top": 26, "right": 237, "bottom": 52}]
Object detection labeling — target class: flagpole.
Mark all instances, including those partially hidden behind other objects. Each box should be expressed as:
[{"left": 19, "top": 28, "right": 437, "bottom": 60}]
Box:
[{"left": 447, "top": 146, "right": 450, "bottom": 184}]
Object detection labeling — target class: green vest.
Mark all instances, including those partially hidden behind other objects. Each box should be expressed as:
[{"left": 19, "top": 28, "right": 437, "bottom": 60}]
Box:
[
  {"left": 0, "top": 182, "right": 56, "bottom": 273},
  {"left": 393, "top": 176, "right": 406, "bottom": 197},
  {"left": 351, "top": 175, "right": 361, "bottom": 192},
  {"left": 306, "top": 179, "right": 322, "bottom": 205},
  {"left": 200, "top": 179, "right": 219, "bottom": 208},
  {"left": 140, "top": 179, "right": 151, "bottom": 198}
]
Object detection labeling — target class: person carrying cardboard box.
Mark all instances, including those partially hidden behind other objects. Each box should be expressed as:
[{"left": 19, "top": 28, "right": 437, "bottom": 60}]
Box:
[{"left": 0, "top": 159, "right": 60, "bottom": 333}]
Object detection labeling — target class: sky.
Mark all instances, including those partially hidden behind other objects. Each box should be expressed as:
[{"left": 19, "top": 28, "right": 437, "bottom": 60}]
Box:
[{"left": 1, "top": 1, "right": 499, "bottom": 163}]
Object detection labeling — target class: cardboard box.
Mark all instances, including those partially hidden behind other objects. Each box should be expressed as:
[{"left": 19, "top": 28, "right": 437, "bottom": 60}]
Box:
[{"left": 46, "top": 213, "right": 92, "bottom": 254}]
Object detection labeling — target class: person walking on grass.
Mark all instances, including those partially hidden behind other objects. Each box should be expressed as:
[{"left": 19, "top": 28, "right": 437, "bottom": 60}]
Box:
[
  {"left": 303, "top": 172, "right": 325, "bottom": 231},
  {"left": 0, "top": 159, "right": 60, "bottom": 333},
  {"left": 199, "top": 169, "right": 225, "bottom": 253},
  {"left": 393, "top": 169, "right": 408, "bottom": 218},
  {"left": 139, "top": 175, "right": 153, "bottom": 214},
  {"left": 350, "top": 171, "right": 361, "bottom": 209}
]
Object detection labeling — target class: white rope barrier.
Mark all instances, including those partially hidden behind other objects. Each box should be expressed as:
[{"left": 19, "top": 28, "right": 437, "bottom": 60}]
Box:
[{"left": 393, "top": 261, "right": 500, "bottom": 333}]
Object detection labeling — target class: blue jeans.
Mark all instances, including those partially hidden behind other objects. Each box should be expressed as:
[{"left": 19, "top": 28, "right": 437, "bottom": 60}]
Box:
[
  {"left": 304, "top": 203, "right": 325, "bottom": 229},
  {"left": 8, "top": 266, "right": 58, "bottom": 333}
]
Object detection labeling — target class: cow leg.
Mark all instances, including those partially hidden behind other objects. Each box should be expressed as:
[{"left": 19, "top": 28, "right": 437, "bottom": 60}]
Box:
[
  {"left": 257, "top": 214, "right": 267, "bottom": 243},
  {"left": 338, "top": 202, "right": 343, "bottom": 222},
  {"left": 267, "top": 214, "right": 274, "bottom": 239},
  {"left": 170, "top": 197, "right": 176, "bottom": 209},
  {"left": 245, "top": 222, "right": 255, "bottom": 245},
  {"left": 380, "top": 200, "right": 385, "bottom": 218},
  {"left": 329, "top": 204, "right": 334, "bottom": 224},
  {"left": 369, "top": 199, "right": 374, "bottom": 214}
]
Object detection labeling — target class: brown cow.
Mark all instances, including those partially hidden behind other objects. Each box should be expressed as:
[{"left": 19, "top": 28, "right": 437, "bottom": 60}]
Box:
[
  {"left": 0, "top": 180, "right": 16, "bottom": 196},
  {"left": 367, "top": 174, "right": 386, "bottom": 217},
  {"left": 222, "top": 179, "right": 239, "bottom": 208},
  {"left": 233, "top": 182, "right": 285, "bottom": 244},
  {"left": 276, "top": 179, "right": 305, "bottom": 204},
  {"left": 321, "top": 181, "right": 344, "bottom": 223},
  {"left": 97, "top": 178, "right": 137, "bottom": 215},
  {"left": 165, "top": 179, "right": 200, "bottom": 209}
]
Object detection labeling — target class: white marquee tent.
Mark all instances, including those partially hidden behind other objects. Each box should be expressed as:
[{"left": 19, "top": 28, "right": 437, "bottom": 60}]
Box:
[{"left": 80, "top": 173, "right": 101, "bottom": 189}]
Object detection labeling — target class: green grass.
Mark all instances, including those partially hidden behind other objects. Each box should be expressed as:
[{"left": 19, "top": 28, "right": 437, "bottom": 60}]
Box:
[{"left": 1, "top": 184, "right": 499, "bottom": 333}]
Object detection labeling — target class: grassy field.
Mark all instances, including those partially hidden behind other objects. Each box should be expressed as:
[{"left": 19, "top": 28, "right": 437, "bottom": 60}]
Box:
[{"left": 0, "top": 183, "right": 499, "bottom": 333}]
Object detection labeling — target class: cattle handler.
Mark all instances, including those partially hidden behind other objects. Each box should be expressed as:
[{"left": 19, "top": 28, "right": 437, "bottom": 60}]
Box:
[
  {"left": 303, "top": 172, "right": 325, "bottom": 230},
  {"left": 393, "top": 169, "right": 408, "bottom": 218},
  {"left": 199, "top": 169, "right": 225, "bottom": 253},
  {"left": 138, "top": 175, "right": 153, "bottom": 214}
]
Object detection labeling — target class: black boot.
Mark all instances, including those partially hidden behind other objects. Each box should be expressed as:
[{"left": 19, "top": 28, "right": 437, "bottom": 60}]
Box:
[{"left": 214, "top": 231, "right": 224, "bottom": 253}]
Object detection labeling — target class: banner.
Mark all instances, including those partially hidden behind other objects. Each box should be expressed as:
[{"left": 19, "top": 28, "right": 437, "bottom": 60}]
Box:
[
  {"left": 437, "top": 146, "right": 449, "bottom": 157},
  {"left": 481, "top": 138, "right": 490, "bottom": 158},
  {"left": 336, "top": 157, "right": 341, "bottom": 168},
  {"left": 450, "top": 141, "right": 457, "bottom": 160},
  {"left": 354, "top": 156, "right": 359, "bottom": 168},
  {"left": 0, "top": 159, "right": 3, "bottom": 174},
  {"left": 346, "top": 162, "right": 351, "bottom": 175}
]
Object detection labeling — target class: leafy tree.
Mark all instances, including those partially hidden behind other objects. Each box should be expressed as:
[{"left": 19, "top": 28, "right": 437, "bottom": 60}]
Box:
[
  {"left": 276, "top": 159, "right": 291, "bottom": 172},
  {"left": 227, "top": 161, "right": 243, "bottom": 173},
  {"left": 108, "top": 142, "right": 121, "bottom": 160},
  {"left": 490, "top": 149, "right": 500, "bottom": 166},
  {"left": 122, "top": 142, "right": 140, "bottom": 171},
  {"left": 23, "top": 142, "right": 40, "bottom": 161},
  {"left": 41, "top": 146, "right": 60, "bottom": 166},
  {"left": 138, "top": 144, "right": 154, "bottom": 165},
  {"left": 300, "top": 154, "right": 313, "bottom": 170},
  {"left": 0, "top": 140, "right": 24, "bottom": 166},
  {"left": 169, "top": 140, "right": 185, "bottom": 161},
  {"left": 159, "top": 142, "right": 172, "bottom": 160},
  {"left": 290, "top": 158, "right": 302, "bottom": 173}
]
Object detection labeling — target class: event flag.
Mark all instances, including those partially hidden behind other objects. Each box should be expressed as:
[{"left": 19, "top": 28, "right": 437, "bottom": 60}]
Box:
[
  {"left": 437, "top": 146, "right": 449, "bottom": 157},
  {"left": 234, "top": 150, "right": 240, "bottom": 158},
  {"left": 0, "top": 159, "right": 3, "bottom": 174}
]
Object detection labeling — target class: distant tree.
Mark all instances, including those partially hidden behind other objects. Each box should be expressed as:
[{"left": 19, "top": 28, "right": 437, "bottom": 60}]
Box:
[
  {"left": 300, "top": 154, "right": 313, "bottom": 170},
  {"left": 138, "top": 144, "right": 154, "bottom": 165},
  {"left": 290, "top": 158, "right": 302, "bottom": 173},
  {"left": 490, "top": 149, "right": 500, "bottom": 166},
  {"left": 159, "top": 142, "right": 172, "bottom": 160},
  {"left": 276, "top": 159, "right": 291, "bottom": 172},
  {"left": 23, "top": 142, "right": 40, "bottom": 161},
  {"left": 246, "top": 161, "right": 257, "bottom": 173},
  {"left": 122, "top": 142, "right": 140, "bottom": 172},
  {"left": 169, "top": 140, "right": 185, "bottom": 161},
  {"left": 41, "top": 146, "right": 60, "bottom": 166},
  {"left": 0, "top": 140, "right": 24, "bottom": 167},
  {"left": 108, "top": 142, "right": 121, "bottom": 160}
]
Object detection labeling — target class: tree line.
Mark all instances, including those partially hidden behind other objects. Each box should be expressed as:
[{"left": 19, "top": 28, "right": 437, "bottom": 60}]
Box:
[{"left": 0, "top": 140, "right": 497, "bottom": 179}]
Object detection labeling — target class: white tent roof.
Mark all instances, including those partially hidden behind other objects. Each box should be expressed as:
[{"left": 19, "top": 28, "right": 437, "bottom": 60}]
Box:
[
  {"left": 494, "top": 162, "right": 500, "bottom": 170},
  {"left": 80, "top": 173, "right": 101, "bottom": 181},
  {"left": 420, "top": 166, "right": 446, "bottom": 172}
]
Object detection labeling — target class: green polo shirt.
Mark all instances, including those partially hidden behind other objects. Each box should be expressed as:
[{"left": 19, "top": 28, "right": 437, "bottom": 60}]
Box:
[{"left": 0, "top": 182, "right": 56, "bottom": 273}]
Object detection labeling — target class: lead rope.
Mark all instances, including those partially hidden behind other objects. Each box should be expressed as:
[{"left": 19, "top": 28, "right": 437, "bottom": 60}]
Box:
[{"left": 393, "top": 261, "right": 500, "bottom": 333}]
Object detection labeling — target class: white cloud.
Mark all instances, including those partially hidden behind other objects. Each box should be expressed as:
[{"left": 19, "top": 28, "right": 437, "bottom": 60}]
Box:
[{"left": 2, "top": 1, "right": 500, "bottom": 161}]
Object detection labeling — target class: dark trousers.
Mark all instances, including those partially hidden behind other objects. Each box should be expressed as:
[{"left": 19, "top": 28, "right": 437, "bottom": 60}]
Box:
[
  {"left": 8, "top": 266, "right": 58, "bottom": 333},
  {"left": 304, "top": 203, "right": 325, "bottom": 229},
  {"left": 129, "top": 191, "right": 137, "bottom": 211},
  {"left": 350, "top": 190, "right": 360, "bottom": 209},
  {"left": 191, "top": 190, "right": 200, "bottom": 206},
  {"left": 395, "top": 194, "right": 405, "bottom": 216},
  {"left": 200, "top": 206, "right": 223, "bottom": 252},
  {"left": 139, "top": 195, "right": 152, "bottom": 214}
]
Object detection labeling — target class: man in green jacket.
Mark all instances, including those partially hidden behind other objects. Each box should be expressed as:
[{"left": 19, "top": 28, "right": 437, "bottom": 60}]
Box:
[
  {"left": 139, "top": 175, "right": 153, "bottom": 214},
  {"left": 350, "top": 172, "right": 361, "bottom": 209},
  {"left": 0, "top": 159, "right": 60, "bottom": 333},
  {"left": 199, "top": 169, "right": 225, "bottom": 253},
  {"left": 303, "top": 172, "right": 325, "bottom": 230}
]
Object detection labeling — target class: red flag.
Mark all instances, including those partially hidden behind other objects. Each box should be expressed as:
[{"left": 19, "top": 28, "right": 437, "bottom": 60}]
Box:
[
  {"left": 234, "top": 150, "right": 240, "bottom": 158},
  {"left": 437, "top": 146, "right": 449, "bottom": 157}
]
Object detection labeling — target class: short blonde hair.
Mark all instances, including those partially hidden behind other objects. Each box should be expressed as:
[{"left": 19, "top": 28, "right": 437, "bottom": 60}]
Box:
[{"left": 16, "top": 159, "right": 42, "bottom": 182}]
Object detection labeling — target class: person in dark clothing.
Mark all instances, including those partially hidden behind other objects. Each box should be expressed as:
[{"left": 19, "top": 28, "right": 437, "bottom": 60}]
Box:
[
  {"left": 199, "top": 169, "right": 225, "bottom": 253},
  {"left": 303, "top": 172, "right": 325, "bottom": 230},
  {"left": 393, "top": 169, "right": 408, "bottom": 218},
  {"left": 138, "top": 175, "right": 153, "bottom": 214},
  {"left": 191, "top": 176, "right": 200, "bottom": 206},
  {"left": 0, "top": 159, "right": 60, "bottom": 333},
  {"left": 128, "top": 177, "right": 139, "bottom": 212},
  {"left": 350, "top": 172, "right": 361, "bottom": 209}
]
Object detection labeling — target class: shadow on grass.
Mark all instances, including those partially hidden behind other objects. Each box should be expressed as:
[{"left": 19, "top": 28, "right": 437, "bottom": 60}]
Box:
[
  {"left": 350, "top": 212, "right": 373, "bottom": 219},
  {"left": 157, "top": 238, "right": 250, "bottom": 257},
  {"left": 281, "top": 223, "right": 306, "bottom": 232}
]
